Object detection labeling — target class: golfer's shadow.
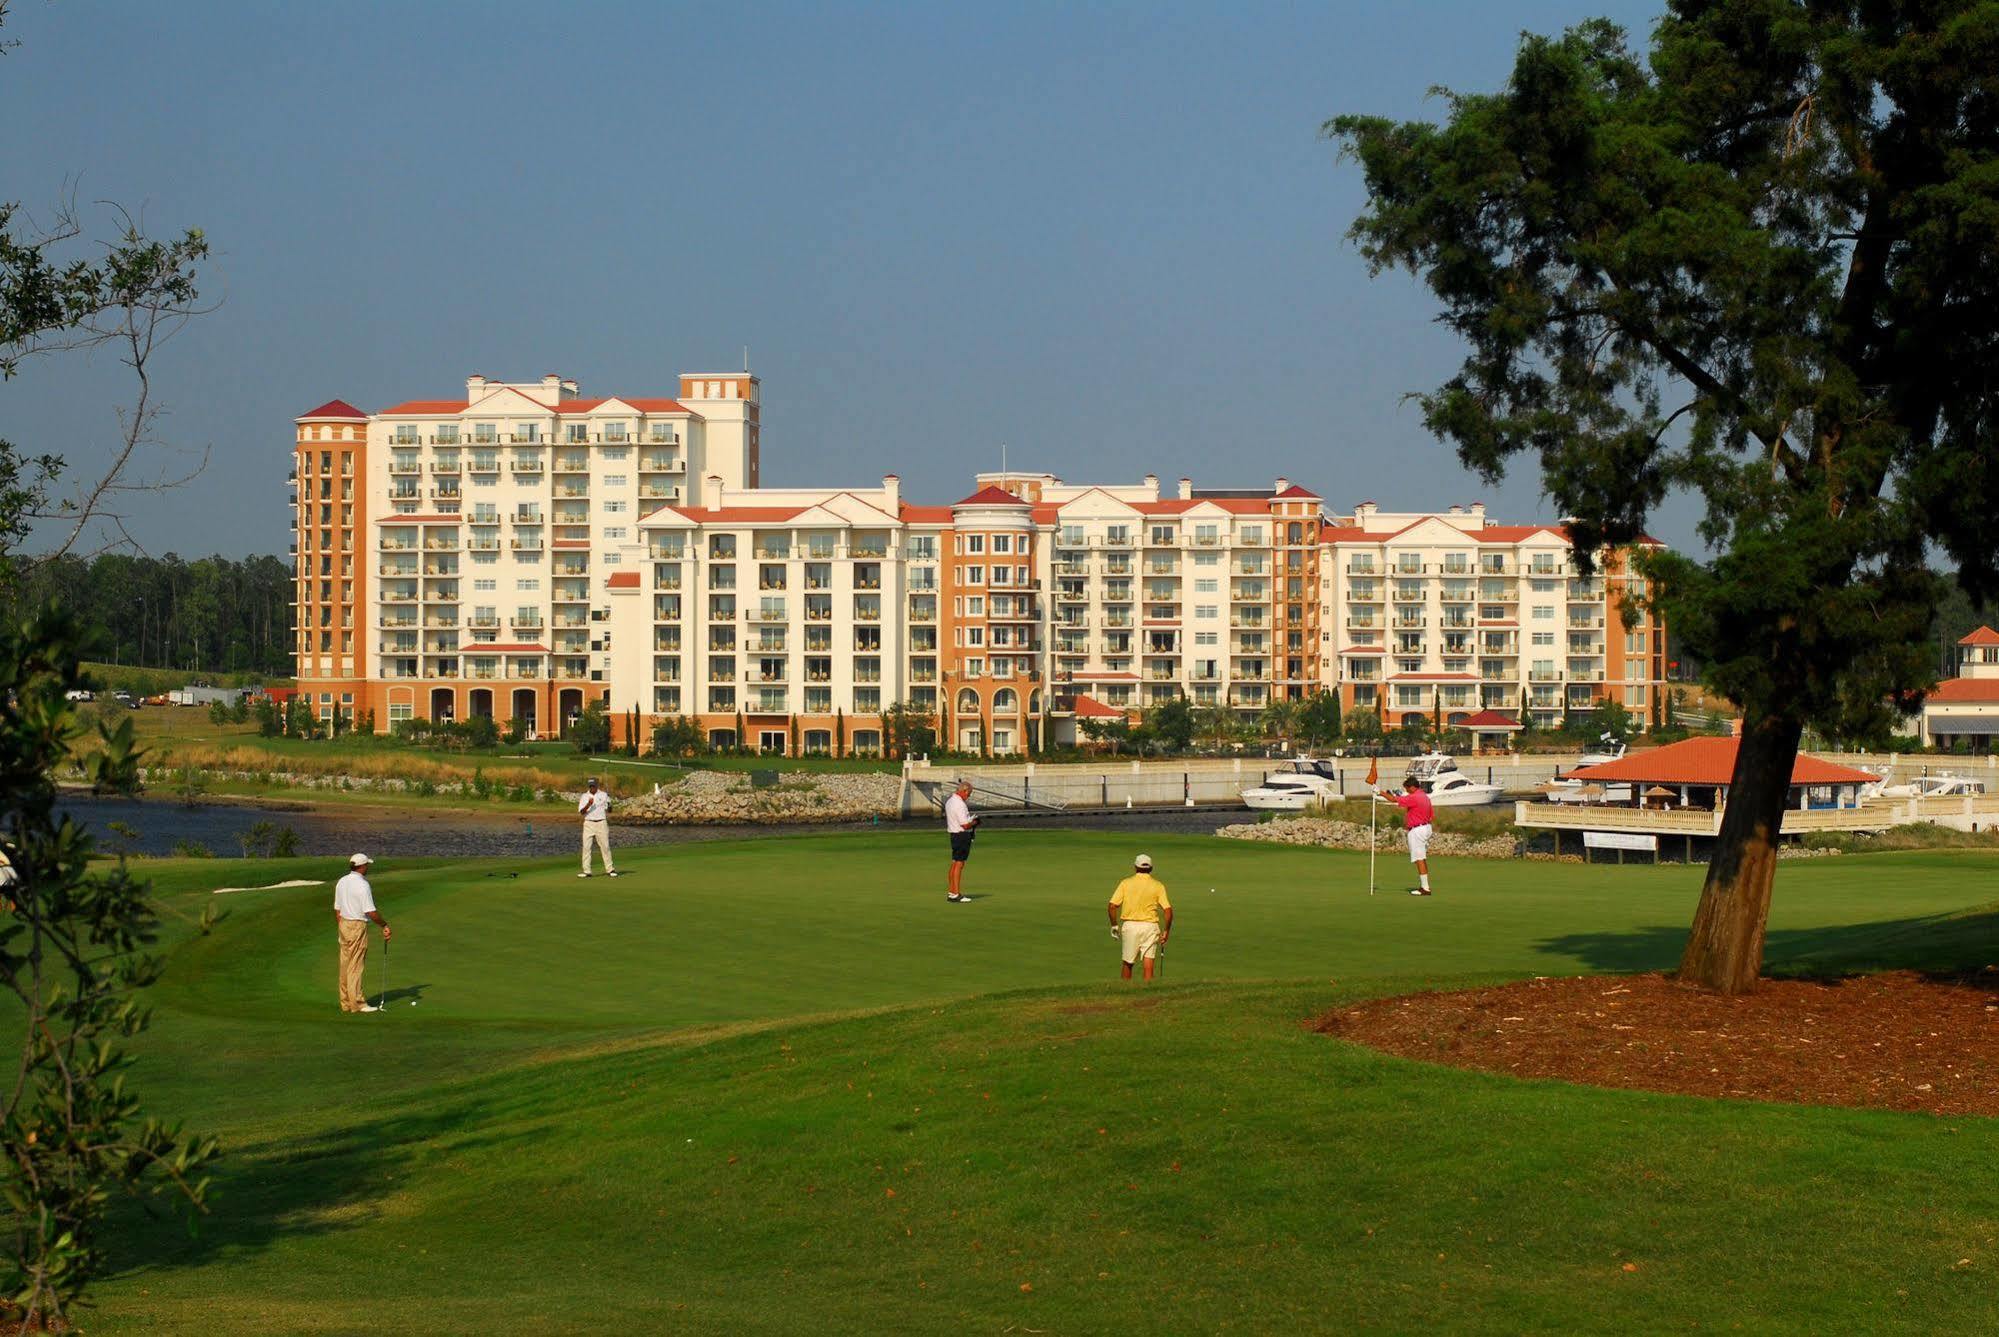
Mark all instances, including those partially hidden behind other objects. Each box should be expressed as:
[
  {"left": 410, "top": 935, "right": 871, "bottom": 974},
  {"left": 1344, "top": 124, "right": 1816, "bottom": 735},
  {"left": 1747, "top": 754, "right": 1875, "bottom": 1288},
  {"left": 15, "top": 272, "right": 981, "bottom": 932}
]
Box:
[{"left": 373, "top": 982, "right": 432, "bottom": 1006}]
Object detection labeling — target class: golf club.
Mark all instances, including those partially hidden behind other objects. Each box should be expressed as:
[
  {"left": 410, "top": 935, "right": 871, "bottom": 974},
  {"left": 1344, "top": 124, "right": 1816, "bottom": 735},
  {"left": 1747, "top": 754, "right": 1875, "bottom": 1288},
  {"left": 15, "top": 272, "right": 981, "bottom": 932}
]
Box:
[{"left": 379, "top": 933, "right": 389, "bottom": 1014}]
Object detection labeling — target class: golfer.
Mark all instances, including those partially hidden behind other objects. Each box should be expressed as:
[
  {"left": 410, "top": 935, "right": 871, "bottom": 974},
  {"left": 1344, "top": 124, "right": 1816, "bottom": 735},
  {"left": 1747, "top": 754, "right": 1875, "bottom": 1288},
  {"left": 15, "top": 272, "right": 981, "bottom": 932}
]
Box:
[
  {"left": 944, "top": 779, "right": 977, "bottom": 902},
  {"left": 1108, "top": 853, "right": 1172, "bottom": 982},
  {"left": 578, "top": 777, "right": 619, "bottom": 878},
  {"left": 1376, "top": 776, "right": 1436, "bottom": 896},
  {"left": 334, "top": 853, "right": 391, "bottom": 1013}
]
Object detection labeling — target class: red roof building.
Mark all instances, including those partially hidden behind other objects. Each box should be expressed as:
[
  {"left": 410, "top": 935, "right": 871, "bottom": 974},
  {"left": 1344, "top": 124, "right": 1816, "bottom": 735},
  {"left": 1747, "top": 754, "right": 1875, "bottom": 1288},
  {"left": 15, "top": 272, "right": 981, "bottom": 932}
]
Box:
[
  {"left": 296, "top": 399, "right": 367, "bottom": 421},
  {"left": 1567, "top": 737, "right": 1878, "bottom": 789}
]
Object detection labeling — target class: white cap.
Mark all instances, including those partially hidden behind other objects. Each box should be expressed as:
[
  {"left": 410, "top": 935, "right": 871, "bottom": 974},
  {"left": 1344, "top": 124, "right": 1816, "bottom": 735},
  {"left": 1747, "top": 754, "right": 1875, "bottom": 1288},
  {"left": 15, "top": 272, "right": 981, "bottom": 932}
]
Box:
[
  {"left": 1133, "top": 853, "right": 1153, "bottom": 871},
  {"left": 350, "top": 852, "right": 373, "bottom": 866}
]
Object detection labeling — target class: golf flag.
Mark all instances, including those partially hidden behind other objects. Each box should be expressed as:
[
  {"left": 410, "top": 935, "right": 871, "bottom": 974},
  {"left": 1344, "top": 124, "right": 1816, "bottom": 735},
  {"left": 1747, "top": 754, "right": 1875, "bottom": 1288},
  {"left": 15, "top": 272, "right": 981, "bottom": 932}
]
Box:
[{"left": 1364, "top": 754, "right": 1378, "bottom": 788}]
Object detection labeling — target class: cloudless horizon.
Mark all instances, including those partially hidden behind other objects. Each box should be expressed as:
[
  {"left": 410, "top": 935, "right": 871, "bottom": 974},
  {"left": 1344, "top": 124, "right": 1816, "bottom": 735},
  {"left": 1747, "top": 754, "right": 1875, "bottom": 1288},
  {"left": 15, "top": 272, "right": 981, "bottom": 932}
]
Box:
[{"left": 1, "top": 0, "right": 1691, "bottom": 560}]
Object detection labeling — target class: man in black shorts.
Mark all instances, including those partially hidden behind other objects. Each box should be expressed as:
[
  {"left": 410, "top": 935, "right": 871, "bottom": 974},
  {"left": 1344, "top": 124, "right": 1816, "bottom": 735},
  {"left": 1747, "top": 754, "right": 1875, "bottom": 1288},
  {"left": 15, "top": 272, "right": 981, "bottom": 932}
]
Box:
[{"left": 944, "top": 779, "right": 978, "bottom": 902}]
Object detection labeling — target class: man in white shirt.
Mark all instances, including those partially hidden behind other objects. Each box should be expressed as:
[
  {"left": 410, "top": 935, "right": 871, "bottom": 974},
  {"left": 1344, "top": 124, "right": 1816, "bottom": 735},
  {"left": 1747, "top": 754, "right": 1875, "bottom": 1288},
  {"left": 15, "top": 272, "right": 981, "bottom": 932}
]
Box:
[
  {"left": 333, "top": 853, "right": 391, "bottom": 1013},
  {"left": 944, "top": 779, "right": 978, "bottom": 903},
  {"left": 578, "top": 777, "right": 619, "bottom": 878}
]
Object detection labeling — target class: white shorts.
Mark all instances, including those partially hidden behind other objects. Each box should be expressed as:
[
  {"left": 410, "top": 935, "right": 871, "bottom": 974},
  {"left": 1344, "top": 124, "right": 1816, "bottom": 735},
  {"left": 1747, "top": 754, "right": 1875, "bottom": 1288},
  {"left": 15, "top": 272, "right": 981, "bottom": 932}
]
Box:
[
  {"left": 1406, "top": 824, "right": 1432, "bottom": 862},
  {"left": 1120, "top": 920, "right": 1161, "bottom": 964}
]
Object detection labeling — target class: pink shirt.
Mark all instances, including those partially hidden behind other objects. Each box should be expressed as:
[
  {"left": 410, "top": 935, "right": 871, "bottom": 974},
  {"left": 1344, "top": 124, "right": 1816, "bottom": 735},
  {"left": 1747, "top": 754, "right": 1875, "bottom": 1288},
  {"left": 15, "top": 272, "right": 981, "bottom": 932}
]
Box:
[{"left": 1389, "top": 789, "right": 1435, "bottom": 827}]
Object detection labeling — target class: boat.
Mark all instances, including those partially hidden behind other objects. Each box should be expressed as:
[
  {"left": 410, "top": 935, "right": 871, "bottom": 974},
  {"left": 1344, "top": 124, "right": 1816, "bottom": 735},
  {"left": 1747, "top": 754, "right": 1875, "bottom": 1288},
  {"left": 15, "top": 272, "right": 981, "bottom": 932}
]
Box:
[
  {"left": 1402, "top": 752, "right": 1505, "bottom": 806},
  {"left": 1539, "top": 778, "right": 1635, "bottom": 805},
  {"left": 1240, "top": 774, "right": 1344, "bottom": 811},
  {"left": 1877, "top": 773, "right": 1989, "bottom": 800},
  {"left": 1574, "top": 733, "right": 1628, "bottom": 769}
]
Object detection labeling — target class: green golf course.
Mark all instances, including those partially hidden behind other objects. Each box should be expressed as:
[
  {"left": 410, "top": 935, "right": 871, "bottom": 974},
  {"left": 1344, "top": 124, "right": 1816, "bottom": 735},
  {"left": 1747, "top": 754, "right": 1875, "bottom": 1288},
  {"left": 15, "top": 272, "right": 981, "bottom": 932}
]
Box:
[{"left": 89, "top": 831, "right": 1999, "bottom": 1333}]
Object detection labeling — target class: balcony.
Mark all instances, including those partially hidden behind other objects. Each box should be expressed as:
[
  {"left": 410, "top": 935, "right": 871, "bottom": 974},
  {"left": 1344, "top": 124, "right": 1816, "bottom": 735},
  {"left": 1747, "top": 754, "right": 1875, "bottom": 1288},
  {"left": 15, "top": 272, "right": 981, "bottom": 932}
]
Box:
[
  {"left": 554, "top": 455, "right": 589, "bottom": 473},
  {"left": 509, "top": 616, "right": 545, "bottom": 630},
  {"left": 1528, "top": 669, "right": 1563, "bottom": 682},
  {"left": 510, "top": 460, "right": 545, "bottom": 475},
  {"left": 388, "top": 461, "right": 421, "bottom": 475},
  {"left": 378, "top": 565, "right": 417, "bottom": 578},
  {"left": 467, "top": 537, "right": 500, "bottom": 552},
  {"left": 431, "top": 460, "right": 460, "bottom": 475},
  {"left": 510, "top": 539, "right": 545, "bottom": 553}
]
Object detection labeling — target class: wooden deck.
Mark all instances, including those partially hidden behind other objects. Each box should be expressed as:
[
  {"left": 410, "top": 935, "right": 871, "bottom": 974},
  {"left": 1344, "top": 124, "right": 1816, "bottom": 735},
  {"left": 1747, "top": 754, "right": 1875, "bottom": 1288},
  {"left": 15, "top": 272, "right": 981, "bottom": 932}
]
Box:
[{"left": 1515, "top": 795, "right": 1999, "bottom": 836}]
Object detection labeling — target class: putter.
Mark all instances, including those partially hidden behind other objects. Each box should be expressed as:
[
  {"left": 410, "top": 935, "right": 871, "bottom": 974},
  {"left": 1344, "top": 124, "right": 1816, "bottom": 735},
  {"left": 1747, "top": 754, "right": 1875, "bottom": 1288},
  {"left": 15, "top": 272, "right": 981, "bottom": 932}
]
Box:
[{"left": 379, "top": 934, "right": 389, "bottom": 1013}]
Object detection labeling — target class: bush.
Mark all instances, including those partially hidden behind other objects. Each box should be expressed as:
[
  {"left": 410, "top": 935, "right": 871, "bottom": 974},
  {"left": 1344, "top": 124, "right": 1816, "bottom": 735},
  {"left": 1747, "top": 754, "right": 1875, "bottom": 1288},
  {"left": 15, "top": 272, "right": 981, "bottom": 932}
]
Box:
[
  {"left": 651, "top": 715, "right": 704, "bottom": 758},
  {"left": 570, "top": 700, "right": 612, "bottom": 755},
  {"left": 503, "top": 716, "right": 528, "bottom": 746},
  {"left": 170, "top": 839, "right": 214, "bottom": 858}
]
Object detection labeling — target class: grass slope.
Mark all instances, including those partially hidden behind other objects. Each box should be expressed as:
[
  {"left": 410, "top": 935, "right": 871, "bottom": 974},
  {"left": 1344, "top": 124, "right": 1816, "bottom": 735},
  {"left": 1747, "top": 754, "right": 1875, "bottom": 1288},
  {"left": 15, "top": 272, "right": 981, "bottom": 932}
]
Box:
[{"left": 87, "top": 833, "right": 1999, "bottom": 1333}]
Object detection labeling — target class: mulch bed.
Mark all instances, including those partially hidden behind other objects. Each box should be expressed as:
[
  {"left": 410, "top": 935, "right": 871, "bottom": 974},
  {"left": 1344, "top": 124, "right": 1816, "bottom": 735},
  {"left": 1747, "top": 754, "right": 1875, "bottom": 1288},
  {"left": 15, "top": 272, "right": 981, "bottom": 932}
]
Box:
[{"left": 1319, "top": 971, "right": 1999, "bottom": 1117}]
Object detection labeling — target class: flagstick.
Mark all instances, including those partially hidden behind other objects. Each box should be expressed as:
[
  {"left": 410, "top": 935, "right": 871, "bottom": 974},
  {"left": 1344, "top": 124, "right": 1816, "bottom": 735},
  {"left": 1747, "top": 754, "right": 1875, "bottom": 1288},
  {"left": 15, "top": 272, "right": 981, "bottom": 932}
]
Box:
[{"left": 1368, "top": 789, "right": 1377, "bottom": 896}]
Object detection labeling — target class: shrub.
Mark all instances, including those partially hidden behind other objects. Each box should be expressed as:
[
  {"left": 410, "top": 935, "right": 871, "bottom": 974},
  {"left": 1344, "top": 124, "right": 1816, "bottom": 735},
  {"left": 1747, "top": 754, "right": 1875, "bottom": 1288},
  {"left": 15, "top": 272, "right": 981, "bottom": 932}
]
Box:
[{"left": 170, "top": 839, "right": 214, "bottom": 858}]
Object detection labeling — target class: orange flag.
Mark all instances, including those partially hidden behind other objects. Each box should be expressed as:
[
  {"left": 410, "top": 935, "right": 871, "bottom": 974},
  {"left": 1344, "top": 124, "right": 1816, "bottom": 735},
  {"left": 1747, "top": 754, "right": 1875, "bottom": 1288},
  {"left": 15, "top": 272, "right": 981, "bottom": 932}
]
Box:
[{"left": 1364, "top": 754, "right": 1378, "bottom": 787}]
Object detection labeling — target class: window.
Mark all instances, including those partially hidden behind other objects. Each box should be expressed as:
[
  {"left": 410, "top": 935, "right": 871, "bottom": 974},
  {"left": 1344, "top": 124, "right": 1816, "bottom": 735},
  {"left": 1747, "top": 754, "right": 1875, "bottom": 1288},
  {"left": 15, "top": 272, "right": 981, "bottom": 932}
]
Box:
[
  {"left": 992, "top": 534, "right": 1011, "bottom": 554},
  {"left": 964, "top": 565, "right": 984, "bottom": 585},
  {"left": 566, "top": 423, "right": 590, "bottom": 443},
  {"left": 1531, "top": 631, "right": 1554, "bottom": 646},
  {"left": 388, "top": 703, "right": 414, "bottom": 721},
  {"left": 649, "top": 422, "right": 675, "bottom": 443},
  {"left": 1195, "top": 552, "right": 1219, "bottom": 567},
  {"left": 517, "top": 578, "right": 540, "bottom": 591},
  {"left": 1195, "top": 605, "right": 1218, "bottom": 619},
  {"left": 604, "top": 501, "right": 628, "bottom": 514},
  {"left": 966, "top": 535, "right": 985, "bottom": 554},
  {"left": 1195, "top": 579, "right": 1218, "bottom": 594},
  {"left": 1195, "top": 631, "right": 1218, "bottom": 646},
  {"left": 1150, "top": 524, "right": 1176, "bottom": 545},
  {"left": 1239, "top": 526, "right": 1264, "bottom": 545},
  {"left": 474, "top": 579, "right": 496, "bottom": 592},
  {"left": 473, "top": 423, "right": 498, "bottom": 443},
  {"left": 1532, "top": 606, "right": 1554, "bottom": 619},
  {"left": 602, "top": 446, "right": 627, "bottom": 460},
  {"left": 605, "top": 474, "right": 628, "bottom": 487},
  {"left": 604, "top": 423, "right": 627, "bottom": 442},
  {"left": 1060, "top": 525, "right": 1085, "bottom": 546}
]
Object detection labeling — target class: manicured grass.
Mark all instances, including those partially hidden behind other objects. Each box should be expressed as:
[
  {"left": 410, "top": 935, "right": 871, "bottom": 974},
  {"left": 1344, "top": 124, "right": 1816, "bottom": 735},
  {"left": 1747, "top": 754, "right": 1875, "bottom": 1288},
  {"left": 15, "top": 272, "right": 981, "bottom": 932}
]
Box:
[{"left": 85, "top": 834, "right": 1999, "bottom": 1333}]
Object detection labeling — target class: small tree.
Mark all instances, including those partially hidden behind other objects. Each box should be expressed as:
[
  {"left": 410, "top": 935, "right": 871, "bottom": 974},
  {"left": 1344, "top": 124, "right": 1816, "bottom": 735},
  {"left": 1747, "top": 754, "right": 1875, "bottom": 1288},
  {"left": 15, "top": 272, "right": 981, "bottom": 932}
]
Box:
[
  {"left": 788, "top": 714, "right": 800, "bottom": 757},
  {"left": 0, "top": 608, "right": 220, "bottom": 1325},
  {"left": 834, "top": 708, "right": 846, "bottom": 759},
  {"left": 251, "top": 695, "right": 280, "bottom": 737},
  {"left": 1146, "top": 696, "right": 1195, "bottom": 753},
  {"left": 570, "top": 700, "right": 612, "bottom": 754},
  {"left": 650, "top": 715, "right": 703, "bottom": 758},
  {"left": 733, "top": 709, "right": 748, "bottom": 756},
  {"left": 1298, "top": 690, "right": 1342, "bottom": 749},
  {"left": 1343, "top": 706, "right": 1383, "bottom": 747}
]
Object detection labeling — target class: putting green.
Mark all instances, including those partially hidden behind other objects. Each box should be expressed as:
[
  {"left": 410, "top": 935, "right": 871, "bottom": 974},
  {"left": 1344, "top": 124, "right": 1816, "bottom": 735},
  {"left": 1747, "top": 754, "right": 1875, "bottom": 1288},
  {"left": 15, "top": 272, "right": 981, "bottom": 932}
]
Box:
[{"left": 84, "top": 832, "right": 1999, "bottom": 1333}]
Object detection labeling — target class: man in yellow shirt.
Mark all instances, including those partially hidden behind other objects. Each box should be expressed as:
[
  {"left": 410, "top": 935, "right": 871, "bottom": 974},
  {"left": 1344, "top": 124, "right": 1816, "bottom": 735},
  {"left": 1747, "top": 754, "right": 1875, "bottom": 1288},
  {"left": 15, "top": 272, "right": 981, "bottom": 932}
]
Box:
[{"left": 1107, "top": 853, "right": 1173, "bottom": 982}]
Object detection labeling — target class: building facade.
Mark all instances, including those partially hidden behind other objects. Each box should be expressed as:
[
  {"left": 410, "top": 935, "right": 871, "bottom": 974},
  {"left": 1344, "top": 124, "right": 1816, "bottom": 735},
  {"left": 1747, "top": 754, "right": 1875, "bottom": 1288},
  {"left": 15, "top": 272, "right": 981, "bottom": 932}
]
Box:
[
  {"left": 292, "top": 371, "right": 1668, "bottom": 752},
  {"left": 1915, "top": 626, "right": 1999, "bottom": 749}
]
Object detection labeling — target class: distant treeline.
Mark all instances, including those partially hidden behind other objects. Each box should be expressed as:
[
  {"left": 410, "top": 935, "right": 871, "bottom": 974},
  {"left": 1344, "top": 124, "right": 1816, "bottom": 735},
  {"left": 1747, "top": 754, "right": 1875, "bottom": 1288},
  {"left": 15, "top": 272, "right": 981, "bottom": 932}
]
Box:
[{"left": 3, "top": 552, "right": 294, "bottom": 675}]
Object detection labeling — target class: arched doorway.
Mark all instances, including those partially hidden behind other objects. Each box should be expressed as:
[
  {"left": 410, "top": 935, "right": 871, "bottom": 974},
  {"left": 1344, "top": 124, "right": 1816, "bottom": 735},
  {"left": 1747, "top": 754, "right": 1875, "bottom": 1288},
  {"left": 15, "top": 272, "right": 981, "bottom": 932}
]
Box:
[
  {"left": 511, "top": 688, "right": 538, "bottom": 738},
  {"left": 469, "top": 688, "right": 493, "bottom": 719},
  {"left": 430, "top": 686, "right": 455, "bottom": 723},
  {"left": 558, "top": 687, "right": 584, "bottom": 737}
]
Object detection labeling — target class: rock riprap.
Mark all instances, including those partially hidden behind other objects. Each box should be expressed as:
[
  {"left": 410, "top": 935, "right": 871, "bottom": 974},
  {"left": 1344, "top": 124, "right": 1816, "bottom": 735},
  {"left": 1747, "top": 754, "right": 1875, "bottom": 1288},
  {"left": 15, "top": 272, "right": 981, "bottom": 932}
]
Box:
[{"left": 616, "top": 770, "right": 903, "bottom": 825}]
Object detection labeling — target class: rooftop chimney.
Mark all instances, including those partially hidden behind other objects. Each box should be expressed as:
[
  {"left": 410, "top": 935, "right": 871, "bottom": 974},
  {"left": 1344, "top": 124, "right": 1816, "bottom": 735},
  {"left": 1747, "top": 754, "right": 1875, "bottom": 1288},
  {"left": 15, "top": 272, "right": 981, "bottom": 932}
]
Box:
[
  {"left": 882, "top": 474, "right": 901, "bottom": 511},
  {"left": 1275, "top": 476, "right": 1290, "bottom": 495},
  {"left": 1178, "top": 476, "right": 1193, "bottom": 501},
  {"left": 704, "top": 474, "right": 724, "bottom": 510},
  {"left": 465, "top": 374, "right": 487, "bottom": 400},
  {"left": 1143, "top": 473, "right": 1159, "bottom": 498}
]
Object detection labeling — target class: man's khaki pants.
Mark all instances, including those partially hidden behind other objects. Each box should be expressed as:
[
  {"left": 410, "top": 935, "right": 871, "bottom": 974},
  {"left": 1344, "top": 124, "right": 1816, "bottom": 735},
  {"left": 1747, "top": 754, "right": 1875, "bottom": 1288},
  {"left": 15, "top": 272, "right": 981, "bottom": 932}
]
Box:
[
  {"left": 582, "top": 819, "right": 615, "bottom": 875},
  {"left": 338, "top": 918, "right": 370, "bottom": 1011}
]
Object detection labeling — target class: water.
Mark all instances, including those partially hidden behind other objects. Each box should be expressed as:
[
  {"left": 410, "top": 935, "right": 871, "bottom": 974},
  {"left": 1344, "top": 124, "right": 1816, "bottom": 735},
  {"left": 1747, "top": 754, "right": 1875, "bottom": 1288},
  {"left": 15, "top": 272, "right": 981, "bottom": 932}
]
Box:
[{"left": 56, "top": 795, "right": 1251, "bottom": 860}]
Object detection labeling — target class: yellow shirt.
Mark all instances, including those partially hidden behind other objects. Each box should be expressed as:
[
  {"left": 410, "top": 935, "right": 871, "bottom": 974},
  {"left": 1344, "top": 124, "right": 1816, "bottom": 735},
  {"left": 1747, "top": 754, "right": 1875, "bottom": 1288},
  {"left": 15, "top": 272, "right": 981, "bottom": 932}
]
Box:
[{"left": 1110, "top": 874, "right": 1171, "bottom": 924}]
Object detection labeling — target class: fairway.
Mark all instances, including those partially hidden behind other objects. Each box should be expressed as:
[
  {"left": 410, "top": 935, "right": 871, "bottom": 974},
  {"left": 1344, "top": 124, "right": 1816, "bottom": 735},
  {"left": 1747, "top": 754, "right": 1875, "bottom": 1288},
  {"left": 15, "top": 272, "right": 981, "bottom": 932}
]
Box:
[{"left": 94, "top": 832, "right": 1999, "bottom": 1333}]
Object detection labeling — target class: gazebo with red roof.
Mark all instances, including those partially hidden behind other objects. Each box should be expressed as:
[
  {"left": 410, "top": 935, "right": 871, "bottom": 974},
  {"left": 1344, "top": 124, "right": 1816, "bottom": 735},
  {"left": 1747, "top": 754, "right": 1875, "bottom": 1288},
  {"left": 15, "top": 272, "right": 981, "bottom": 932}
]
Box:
[
  {"left": 1566, "top": 736, "right": 1879, "bottom": 811},
  {"left": 1461, "top": 709, "right": 1523, "bottom": 752}
]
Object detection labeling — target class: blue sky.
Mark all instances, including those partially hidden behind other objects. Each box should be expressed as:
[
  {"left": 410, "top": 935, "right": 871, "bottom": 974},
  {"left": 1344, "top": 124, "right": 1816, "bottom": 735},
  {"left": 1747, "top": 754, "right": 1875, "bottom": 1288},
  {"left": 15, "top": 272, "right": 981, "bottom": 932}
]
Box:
[{"left": 1, "top": 0, "right": 1682, "bottom": 558}]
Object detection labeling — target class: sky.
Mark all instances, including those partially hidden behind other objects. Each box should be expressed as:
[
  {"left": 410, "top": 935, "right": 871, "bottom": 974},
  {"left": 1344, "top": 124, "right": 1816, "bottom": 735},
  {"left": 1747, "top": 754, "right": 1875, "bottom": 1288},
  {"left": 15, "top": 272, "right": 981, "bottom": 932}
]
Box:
[{"left": 0, "top": 0, "right": 1688, "bottom": 560}]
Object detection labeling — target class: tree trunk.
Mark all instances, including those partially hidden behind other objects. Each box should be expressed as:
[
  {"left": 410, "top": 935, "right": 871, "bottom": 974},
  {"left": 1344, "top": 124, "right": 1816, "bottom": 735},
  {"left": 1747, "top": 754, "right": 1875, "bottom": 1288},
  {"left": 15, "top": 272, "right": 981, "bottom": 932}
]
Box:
[{"left": 1677, "top": 707, "right": 1805, "bottom": 994}]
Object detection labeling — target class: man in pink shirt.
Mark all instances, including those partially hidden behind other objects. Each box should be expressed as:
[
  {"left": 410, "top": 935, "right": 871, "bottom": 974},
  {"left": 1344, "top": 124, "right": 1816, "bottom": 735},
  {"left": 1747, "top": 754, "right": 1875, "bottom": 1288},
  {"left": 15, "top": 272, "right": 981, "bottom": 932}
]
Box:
[{"left": 1376, "top": 776, "right": 1437, "bottom": 897}]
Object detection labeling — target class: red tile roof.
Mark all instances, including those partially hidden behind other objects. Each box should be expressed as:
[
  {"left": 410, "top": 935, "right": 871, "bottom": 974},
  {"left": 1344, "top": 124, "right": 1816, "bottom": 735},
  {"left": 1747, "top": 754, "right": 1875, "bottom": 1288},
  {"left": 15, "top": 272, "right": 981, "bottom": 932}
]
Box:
[
  {"left": 1273, "top": 484, "right": 1321, "bottom": 499},
  {"left": 624, "top": 398, "right": 693, "bottom": 414},
  {"left": 1959, "top": 626, "right": 1999, "bottom": 647},
  {"left": 378, "top": 400, "right": 470, "bottom": 415},
  {"left": 1072, "top": 695, "right": 1128, "bottom": 719},
  {"left": 899, "top": 505, "right": 956, "bottom": 523},
  {"left": 297, "top": 399, "right": 367, "bottom": 421},
  {"left": 477, "top": 643, "right": 548, "bottom": 654},
  {"left": 1388, "top": 672, "right": 1478, "bottom": 681},
  {"left": 1071, "top": 671, "right": 1139, "bottom": 681},
  {"left": 955, "top": 485, "right": 1033, "bottom": 507},
  {"left": 1567, "top": 737, "right": 1879, "bottom": 787},
  {"left": 1340, "top": 647, "right": 1386, "bottom": 655},
  {"left": 1927, "top": 677, "right": 1999, "bottom": 703},
  {"left": 1462, "top": 709, "right": 1522, "bottom": 729},
  {"left": 606, "top": 571, "right": 641, "bottom": 589}
]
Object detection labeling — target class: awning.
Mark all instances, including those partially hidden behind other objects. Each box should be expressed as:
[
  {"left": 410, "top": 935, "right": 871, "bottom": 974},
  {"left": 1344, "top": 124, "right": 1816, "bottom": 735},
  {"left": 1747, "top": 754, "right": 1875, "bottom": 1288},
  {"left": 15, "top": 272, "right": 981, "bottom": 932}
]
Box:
[{"left": 1928, "top": 714, "right": 1999, "bottom": 735}]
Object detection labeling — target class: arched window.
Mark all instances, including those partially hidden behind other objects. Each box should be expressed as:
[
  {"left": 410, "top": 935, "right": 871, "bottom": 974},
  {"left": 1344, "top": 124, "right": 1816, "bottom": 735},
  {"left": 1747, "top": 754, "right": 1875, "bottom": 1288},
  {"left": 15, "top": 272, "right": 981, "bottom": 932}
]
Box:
[
  {"left": 992, "top": 688, "right": 1017, "bottom": 714},
  {"left": 1028, "top": 690, "right": 1042, "bottom": 715},
  {"left": 956, "top": 688, "right": 980, "bottom": 715}
]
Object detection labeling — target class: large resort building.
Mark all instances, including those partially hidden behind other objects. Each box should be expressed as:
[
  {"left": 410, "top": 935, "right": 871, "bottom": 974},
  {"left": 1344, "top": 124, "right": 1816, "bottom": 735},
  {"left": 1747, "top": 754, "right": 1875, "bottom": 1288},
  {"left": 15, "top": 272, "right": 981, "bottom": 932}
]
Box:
[{"left": 291, "top": 370, "right": 1670, "bottom": 753}]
